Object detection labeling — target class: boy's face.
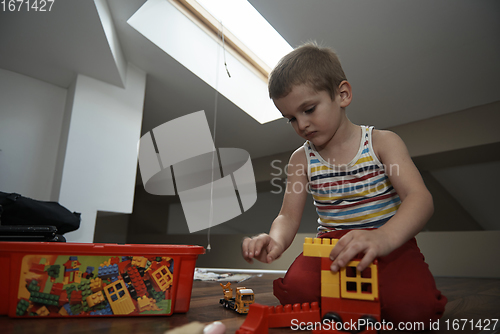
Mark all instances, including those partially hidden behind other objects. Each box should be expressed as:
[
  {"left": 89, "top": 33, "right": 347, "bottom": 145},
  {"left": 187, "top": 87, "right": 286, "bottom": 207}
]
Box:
[{"left": 274, "top": 84, "right": 347, "bottom": 150}]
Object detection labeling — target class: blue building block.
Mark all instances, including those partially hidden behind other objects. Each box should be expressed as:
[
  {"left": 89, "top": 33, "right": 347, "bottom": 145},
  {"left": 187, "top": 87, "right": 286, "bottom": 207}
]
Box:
[{"left": 97, "top": 264, "right": 119, "bottom": 279}]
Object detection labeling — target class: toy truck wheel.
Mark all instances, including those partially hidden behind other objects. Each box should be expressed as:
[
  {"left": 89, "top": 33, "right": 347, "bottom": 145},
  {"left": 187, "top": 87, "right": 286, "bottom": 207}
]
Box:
[
  {"left": 323, "top": 312, "right": 343, "bottom": 329},
  {"left": 357, "top": 315, "right": 379, "bottom": 334}
]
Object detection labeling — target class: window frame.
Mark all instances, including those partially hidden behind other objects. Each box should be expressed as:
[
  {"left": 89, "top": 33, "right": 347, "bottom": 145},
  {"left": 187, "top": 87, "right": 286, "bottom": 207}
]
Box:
[{"left": 169, "top": 0, "right": 271, "bottom": 82}]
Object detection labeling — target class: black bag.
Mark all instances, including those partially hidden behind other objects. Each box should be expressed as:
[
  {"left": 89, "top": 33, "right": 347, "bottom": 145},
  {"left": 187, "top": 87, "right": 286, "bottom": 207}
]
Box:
[
  {"left": 0, "top": 225, "right": 67, "bottom": 242},
  {"left": 0, "top": 192, "right": 80, "bottom": 234}
]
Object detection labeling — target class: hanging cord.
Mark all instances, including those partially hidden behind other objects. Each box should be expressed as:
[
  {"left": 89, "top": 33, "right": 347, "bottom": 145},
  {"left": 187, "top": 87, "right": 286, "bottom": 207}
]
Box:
[
  {"left": 222, "top": 24, "right": 231, "bottom": 78},
  {"left": 207, "top": 22, "right": 231, "bottom": 251}
]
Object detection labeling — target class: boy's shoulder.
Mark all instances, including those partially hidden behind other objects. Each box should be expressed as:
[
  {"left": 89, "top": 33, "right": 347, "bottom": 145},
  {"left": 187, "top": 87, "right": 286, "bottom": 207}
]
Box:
[
  {"left": 290, "top": 145, "right": 307, "bottom": 164},
  {"left": 372, "top": 129, "right": 404, "bottom": 145},
  {"left": 286, "top": 146, "right": 308, "bottom": 178},
  {"left": 372, "top": 129, "right": 408, "bottom": 161}
]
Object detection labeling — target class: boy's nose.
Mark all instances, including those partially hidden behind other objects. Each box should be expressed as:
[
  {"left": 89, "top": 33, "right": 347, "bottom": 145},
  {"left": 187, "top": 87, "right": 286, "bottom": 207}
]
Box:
[{"left": 297, "top": 119, "right": 309, "bottom": 131}]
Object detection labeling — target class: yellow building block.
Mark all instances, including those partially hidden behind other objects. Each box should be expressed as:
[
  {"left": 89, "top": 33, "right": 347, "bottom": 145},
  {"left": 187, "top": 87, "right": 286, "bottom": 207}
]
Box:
[
  {"left": 150, "top": 265, "right": 173, "bottom": 291},
  {"left": 321, "top": 282, "right": 340, "bottom": 298},
  {"left": 137, "top": 295, "right": 161, "bottom": 312},
  {"left": 59, "top": 306, "right": 69, "bottom": 316},
  {"left": 321, "top": 269, "right": 339, "bottom": 285},
  {"left": 90, "top": 277, "right": 103, "bottom": 293},
  {"left": 74, "top": 271, "right": 82, "bottom": 284},
  {"left": 36, "top": 306, "right": 50, "bottom": 316},
  {"left": 131, "top": 256, "right": 148, "bottom": 268},
  {"left": 340, "top": 260, "right": 379, "bottom": 301},
  {"left": 137, "top": 295, "right": 151, "bottom": 312},
  {"left": 104, "top": 280, "right": 136, "bottom": 315},
  {"left": 303, "top": 237, "right": 338, "bottom": 258},
  {"left": 86, "top": 291, "right": 105, "bottom": 308},
  {"left": 320, "top": 270, "right": 340, "bottom": 297}
]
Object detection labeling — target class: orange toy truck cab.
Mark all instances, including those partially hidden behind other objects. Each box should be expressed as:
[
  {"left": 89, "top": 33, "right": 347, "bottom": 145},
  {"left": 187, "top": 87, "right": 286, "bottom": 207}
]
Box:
[{"left": 219, "top": 282, "right": 255, "bottom": 314}]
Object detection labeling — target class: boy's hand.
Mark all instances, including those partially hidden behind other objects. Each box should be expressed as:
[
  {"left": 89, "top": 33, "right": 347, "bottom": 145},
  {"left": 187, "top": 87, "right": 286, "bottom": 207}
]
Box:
[
  {"left": 242, "top": 234, "right": 284, "bottom": 264},
  {"left": 329, "top": 229, "right": 395, "bottom": 273}
]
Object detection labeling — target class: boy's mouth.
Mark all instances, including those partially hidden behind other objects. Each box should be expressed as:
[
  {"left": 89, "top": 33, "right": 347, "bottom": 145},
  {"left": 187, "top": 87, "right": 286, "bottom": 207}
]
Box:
[{"left": 305, "top": 131, "right": 316, "bottom": 138}]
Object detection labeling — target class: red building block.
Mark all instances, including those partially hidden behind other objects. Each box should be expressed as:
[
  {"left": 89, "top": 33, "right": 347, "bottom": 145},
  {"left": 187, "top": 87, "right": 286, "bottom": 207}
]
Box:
[
  {"left": 70, "top": 290, "right": 82, "bottom": 305},
  {"left": 30, "top": 263, "right": 46, "bottom": 274},
  {"left": 118, "top": 260, "right": 131, "bottom": 274},
  {"left": 236, "top": 303, "right": 269, "bottom": 334},
  {"left": 127, "top": 267, "right": 147, "bottom": 297},
  {"left": 50, "top": 283, "right": 64, "bottom": 296},
  {"left": 59, "top": 290, "right": 69, "bottom": 306},
  {"left": 268, "top": 302, "right": 321, "bottom": 328}
]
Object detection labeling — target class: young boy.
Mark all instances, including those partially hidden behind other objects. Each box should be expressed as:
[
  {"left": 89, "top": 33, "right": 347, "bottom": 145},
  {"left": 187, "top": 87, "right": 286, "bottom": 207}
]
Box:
[{"left": 242, "top": 42, "right": 447, "bottom": 325}]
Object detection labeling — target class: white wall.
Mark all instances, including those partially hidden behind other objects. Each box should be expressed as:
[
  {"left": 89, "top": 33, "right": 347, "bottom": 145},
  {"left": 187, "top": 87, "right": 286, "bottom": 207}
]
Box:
[
  {"left": 94, "top": 0, "right": 127, "bottom": 87},
  {"left": 57, "top": 63, "right": 146, "bottom": 243},
  {"left": 0, "top": 68, "right": 67, "bottom": 200}
]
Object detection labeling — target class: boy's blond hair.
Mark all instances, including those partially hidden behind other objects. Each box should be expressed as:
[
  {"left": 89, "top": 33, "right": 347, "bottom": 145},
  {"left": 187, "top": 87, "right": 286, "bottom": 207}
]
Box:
[{"left": 268, "top": 42, "right": 347, "bottom": 100}]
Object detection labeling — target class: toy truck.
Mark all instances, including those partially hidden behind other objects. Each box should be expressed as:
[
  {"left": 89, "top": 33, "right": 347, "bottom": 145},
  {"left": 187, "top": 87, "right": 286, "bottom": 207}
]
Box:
[{"left": 219, "top": 282, "right": 255, "bottom": 314}]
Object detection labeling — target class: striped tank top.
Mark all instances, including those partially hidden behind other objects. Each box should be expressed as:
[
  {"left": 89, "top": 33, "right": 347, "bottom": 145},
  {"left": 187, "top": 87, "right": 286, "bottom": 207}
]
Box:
[{"left": 304, "top": 125, "right": 401, "bottom": 235}]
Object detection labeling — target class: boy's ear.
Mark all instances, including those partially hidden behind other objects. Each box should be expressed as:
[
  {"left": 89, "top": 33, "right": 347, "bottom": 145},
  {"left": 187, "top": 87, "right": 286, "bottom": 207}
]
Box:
[{"left": 338, "top": 81, "right": 352, "bottom": 108}]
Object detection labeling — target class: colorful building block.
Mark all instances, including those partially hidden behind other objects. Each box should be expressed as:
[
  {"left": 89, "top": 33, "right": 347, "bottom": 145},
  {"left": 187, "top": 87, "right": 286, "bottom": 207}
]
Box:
[
  {"left": 103, "top": 279, "right": 135, "bottom": 315},
  {"left": 86, "top": 292, "right": 106, "bottom": 308},
  {"left": 131, "top": 256, "right": 148, "bottom": 268},
  {"left": 238, "top": 238, "right": 382, "bottom": 334},
  {"left": 90, "top": 303, "right": 112, "bottom": 315},
  {"left": 90, "top": 277, "right": 103, "bottom": 293},
  {"left": 63, "top": 256, "right": 82, "bottom": 284},
  {"left": 147, "top": 263, "right": 173, "bottom": 292},
  {"left": 127, "top": 266, "right": 147, "bottom": 297},
  {"left": 15, "top": 299, "right": 30, "bottom": 316},
  {"left": 50, "top": 283, "right": 64, "bottom": 296},
  {"left": 26, "top": 279, "right": 40, "bottom": 293},
  {"left": 98, "top": 264, "right": 119, "bottom": 280},
  {"left": 236, "top": 303, "right": 270, "bottom": 334},
  {"left": 82, "top": 266, "right": 95, "bottom": 279},
  {"left": 46, "top": 264, "right": 61, "bottom": 279},
  {"left": 29, "top": 292, "right": 59, "bottom": 306},
  {"left": 35, "top": 306, "right": 50, "bottom": 316},
  {"left": 137, "top": 296, "right": 161, "bottom": 312},
  {"left": 69, "top": 290, "right": 82, "bottom": 305}
]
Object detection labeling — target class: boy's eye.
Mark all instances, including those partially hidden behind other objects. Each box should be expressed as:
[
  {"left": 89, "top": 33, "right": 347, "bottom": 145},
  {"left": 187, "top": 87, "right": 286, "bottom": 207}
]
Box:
[
  {"left": 287, "top": 117, "right": 296, "bottom": 124},
  {"left": 304, "top": 106, "right": 315, "bottom": 114}
]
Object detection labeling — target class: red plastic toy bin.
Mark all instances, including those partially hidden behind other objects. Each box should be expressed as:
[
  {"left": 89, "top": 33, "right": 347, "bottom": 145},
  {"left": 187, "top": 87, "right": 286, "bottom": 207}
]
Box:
[{"left": 0, "top": 242, "right": 205, "bottom": 318}]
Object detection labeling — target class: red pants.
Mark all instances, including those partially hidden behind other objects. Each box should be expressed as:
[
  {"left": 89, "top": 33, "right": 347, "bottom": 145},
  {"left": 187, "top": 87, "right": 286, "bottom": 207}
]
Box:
[{"left": 273, "top": 230, "right": 447, "bottom": 327}]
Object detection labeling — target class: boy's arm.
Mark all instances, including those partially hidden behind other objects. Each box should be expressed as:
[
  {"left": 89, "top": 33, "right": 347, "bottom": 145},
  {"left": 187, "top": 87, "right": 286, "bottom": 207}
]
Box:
[
  {"left": 242, "top": 147, "right": 309, "bottom": 264},
  {"left": 329, "top": 130, "right": 434, "bottom": 272}
]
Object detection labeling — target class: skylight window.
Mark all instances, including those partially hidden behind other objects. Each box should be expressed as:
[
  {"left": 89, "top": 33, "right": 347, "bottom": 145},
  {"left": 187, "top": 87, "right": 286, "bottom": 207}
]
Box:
[
  {"left": 129, "top": 0, "right": 291, "bottom": 123},
  {"left": 194, "top": 0, "right": 293, "bottom": 71},
  {"left": 173, "top": 0, "right": 292, "bottom": 81}
]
